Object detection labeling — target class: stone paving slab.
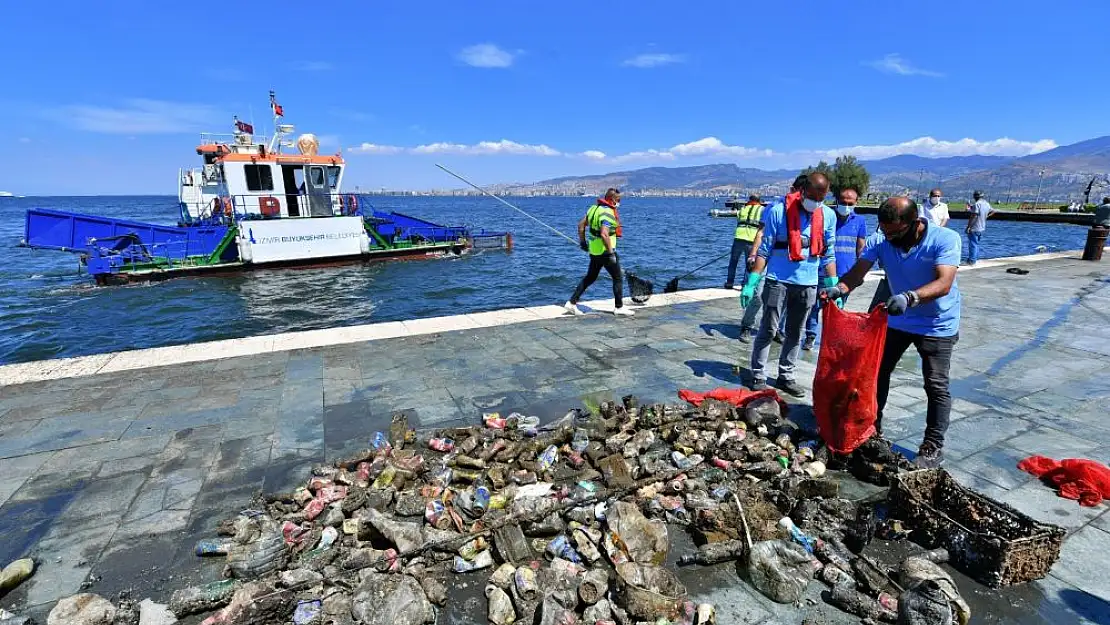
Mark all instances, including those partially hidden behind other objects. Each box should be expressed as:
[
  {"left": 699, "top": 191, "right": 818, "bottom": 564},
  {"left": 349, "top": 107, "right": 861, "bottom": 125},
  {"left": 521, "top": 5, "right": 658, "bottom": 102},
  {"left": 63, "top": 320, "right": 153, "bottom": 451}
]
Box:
[{"left": 0, "top": 256, "right": 1109, "bottom": 623}]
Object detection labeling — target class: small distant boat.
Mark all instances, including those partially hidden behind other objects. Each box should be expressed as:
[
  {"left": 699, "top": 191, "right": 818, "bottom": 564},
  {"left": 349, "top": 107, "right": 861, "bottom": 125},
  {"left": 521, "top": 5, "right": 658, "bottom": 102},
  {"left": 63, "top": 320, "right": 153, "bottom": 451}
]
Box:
[{"left": 0, "top": 191, "right": 14, "bottom": 197}]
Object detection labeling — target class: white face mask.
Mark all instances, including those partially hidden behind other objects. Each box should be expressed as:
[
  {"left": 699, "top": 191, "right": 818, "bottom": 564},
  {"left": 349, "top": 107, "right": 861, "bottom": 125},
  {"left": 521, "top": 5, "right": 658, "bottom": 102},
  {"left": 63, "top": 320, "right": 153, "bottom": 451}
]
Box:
[
  {"left": 802, "top": 198, "right": 822, "bottom": 212},
  {"left": 835, "top": 204, "right": 851, "bottom": 216},
  {"left": 929, "top": 197, "right": 941, "bottom": 206}
]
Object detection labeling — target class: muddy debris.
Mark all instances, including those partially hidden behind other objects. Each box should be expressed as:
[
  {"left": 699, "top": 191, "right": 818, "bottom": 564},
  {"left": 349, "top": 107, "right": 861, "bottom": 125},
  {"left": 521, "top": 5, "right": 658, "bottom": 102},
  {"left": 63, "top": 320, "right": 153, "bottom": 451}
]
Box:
[{"left": 24, "top": 391, "right": 1068, "bottom": 625}]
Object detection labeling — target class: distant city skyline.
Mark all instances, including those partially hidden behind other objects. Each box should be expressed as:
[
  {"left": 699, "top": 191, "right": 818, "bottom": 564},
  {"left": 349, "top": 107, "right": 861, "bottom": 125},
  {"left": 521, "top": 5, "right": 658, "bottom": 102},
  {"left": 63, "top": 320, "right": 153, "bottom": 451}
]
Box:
[{"left": 1, "top": 1, "right": 1108, "bottom": 195}]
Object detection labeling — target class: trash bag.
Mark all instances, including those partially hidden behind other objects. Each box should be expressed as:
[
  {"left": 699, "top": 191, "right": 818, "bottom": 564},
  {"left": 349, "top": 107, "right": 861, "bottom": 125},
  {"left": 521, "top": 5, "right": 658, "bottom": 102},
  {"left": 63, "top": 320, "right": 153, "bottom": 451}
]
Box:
[
  {"left": 226, "top": 520, "right": 288, "bottom": 579},
  {"left": 898, "top": 556, "right": 970, "bottom": 625},
  {"left": 613, "top": 562, "right": 688, "bottom": 621},
  {"left": 607, "top": 502, "right": 669, "bottom": 565},
  {"left": 746, "top": 540, "right": 819, "bottom": 604},
  {"left": 486, "top": 585, "right": 517, "bottom": 625},
  {"left": 898, "top": 580, "right": 955, "bottom": 625},
  {"left": 677, "top": 388, "right": 787, "bottom": 415},
  {"left": 351, "top": 574, "right": 433, "bottom": 625},
  {"left": 813, "top": 303, "right": 888, "bottom": 454}
]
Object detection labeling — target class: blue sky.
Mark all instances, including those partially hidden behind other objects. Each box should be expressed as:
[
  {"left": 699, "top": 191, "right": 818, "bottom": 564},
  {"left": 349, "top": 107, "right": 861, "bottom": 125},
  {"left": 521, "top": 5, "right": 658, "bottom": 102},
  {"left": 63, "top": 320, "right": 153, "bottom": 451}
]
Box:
[{"left": 1, "top": 0, "right": 1107, "bottom": 195}]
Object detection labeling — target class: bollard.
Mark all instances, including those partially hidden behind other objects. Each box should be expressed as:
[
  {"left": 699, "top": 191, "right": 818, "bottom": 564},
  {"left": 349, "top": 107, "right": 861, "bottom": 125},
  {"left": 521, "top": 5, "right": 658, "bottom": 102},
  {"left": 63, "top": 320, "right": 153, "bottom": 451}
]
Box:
[{"left": 1081, "top": 227, "right": 1108, "bottom": 261}]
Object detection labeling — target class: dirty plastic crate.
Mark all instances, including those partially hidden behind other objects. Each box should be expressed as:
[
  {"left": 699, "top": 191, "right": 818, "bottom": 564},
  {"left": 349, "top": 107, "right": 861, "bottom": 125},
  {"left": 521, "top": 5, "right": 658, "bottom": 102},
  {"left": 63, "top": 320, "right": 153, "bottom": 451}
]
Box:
[{"left": 889, "top": 468, "right": 1065, "bottom": 587}]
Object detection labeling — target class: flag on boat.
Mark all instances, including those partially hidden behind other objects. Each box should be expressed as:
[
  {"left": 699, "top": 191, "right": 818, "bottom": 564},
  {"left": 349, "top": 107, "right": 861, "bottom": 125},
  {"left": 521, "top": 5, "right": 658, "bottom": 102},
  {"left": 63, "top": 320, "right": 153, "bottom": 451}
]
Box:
[
  {"left": 270, "top": 91, "right": 284, "bottom": 117},
  {"left": 235, "top": 119, "right": 254, "bottom": 134}
]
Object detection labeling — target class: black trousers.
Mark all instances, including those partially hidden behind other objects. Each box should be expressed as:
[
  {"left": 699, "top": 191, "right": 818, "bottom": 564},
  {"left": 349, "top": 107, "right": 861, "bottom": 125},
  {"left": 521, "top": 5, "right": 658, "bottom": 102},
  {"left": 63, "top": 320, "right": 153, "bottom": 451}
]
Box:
[
  {"left": 876, "top": 327, "right": 958, "bottom": 447},
  {"left": 571, "top": 253, "right": 623, "bottom": 307}
]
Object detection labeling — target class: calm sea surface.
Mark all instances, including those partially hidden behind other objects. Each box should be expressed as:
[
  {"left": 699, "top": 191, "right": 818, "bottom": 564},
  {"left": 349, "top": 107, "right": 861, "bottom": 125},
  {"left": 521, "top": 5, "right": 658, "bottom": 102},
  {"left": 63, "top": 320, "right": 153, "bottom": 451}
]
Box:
[{"left": 0, "top": 195, "right": 1089, "bottom": 364}]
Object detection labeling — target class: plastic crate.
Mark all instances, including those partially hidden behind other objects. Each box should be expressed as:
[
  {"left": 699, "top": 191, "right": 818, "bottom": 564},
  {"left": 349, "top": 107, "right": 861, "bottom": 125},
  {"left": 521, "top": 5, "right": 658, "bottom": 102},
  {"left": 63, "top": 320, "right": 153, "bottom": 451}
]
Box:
[{"left": 889, "top": 469, "right": 1065, "bottom": 587}]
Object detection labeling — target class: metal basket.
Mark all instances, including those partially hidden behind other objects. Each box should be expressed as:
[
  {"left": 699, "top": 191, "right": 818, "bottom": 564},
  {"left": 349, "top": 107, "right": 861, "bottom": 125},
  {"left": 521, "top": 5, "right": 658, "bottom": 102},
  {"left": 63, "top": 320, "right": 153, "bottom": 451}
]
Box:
[{"left": 889, "top": 469, "right": 1065, "bottom": 587}]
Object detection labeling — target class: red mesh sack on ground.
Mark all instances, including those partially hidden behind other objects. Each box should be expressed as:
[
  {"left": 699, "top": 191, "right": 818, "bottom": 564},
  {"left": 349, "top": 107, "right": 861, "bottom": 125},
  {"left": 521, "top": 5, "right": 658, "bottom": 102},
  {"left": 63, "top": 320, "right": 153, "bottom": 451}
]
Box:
[
  {"left": 1018, "top": 455, "right": 1110, "bottom": 507},
  {"left": 678, "top": 387, "right": 788, "bottom": 416},
  {"left": 813, "top": 302, "right": 888, "bottom": 454}
]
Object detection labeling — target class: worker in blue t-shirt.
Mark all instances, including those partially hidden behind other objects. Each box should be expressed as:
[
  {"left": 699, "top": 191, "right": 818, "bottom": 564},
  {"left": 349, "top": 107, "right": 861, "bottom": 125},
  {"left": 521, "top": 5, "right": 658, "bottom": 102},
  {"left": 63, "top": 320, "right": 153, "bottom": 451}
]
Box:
[{"left": 820, "top": 196, "right": 961, "bottom": 469}]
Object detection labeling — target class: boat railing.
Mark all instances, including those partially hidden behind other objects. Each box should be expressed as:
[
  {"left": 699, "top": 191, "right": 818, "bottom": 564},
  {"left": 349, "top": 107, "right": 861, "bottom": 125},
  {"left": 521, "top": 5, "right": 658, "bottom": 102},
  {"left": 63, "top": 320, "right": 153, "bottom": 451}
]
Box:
[{"left": 199, "top": 132, "right": 272, "bottom": 148}]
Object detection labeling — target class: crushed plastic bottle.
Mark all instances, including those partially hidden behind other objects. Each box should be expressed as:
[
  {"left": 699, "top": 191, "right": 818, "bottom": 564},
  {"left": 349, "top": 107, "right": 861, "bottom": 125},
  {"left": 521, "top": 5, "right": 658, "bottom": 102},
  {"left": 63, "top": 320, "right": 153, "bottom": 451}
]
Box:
[
  {"left": 571, "top": 429, "right": 590, "bottom": 453},
  {"left": 486, "top": 585, "right": 517, "bottom": 625},
  {"left": 428, "top": 438, "right": 455, "bottom": 452},
  {"left": 292, "top": 600, "right": 322, "bottom": 625},
  {"left": 537, "top": 445, "right": 559, "bottom": 473},
  {"left": 778, "top": 517, "right": 818, "bottom": 553},
  {"left": 671, "top": 451, "right": 704, "bottom": 470},
  {"left": 453, "top": 550, "right": 494, "bottom": 572},
  {"left": 370, "top": 432, "right": 391, "bottom": 452},
  {"left": 194, "top": 539, "right": 231, "bottom": 557},
  {"left": 545, "top": 535, "right": 583, "bottom": 564}
]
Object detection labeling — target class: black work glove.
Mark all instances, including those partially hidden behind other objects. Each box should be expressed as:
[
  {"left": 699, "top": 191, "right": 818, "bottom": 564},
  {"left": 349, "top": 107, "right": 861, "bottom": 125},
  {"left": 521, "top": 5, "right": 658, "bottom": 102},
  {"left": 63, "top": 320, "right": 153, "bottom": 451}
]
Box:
[
  {"left": 579, "top": 240, "right": 589, "bottom": 252},
  {"left": 886, "top": 292, "right": 914, "bottom": 315},
  {"left": 608, "top": 251, "right": 620, "bottom": 265}
]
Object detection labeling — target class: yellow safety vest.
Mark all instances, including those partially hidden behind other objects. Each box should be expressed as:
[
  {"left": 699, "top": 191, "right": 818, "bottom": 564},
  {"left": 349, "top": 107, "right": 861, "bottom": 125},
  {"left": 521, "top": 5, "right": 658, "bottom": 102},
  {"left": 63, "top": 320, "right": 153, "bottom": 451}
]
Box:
[
  {"left": 735, "top": 203, "right": 764, "bottom": 242},
  {"left": 586, "top": 204, "right": 618, "bottom": 255}
]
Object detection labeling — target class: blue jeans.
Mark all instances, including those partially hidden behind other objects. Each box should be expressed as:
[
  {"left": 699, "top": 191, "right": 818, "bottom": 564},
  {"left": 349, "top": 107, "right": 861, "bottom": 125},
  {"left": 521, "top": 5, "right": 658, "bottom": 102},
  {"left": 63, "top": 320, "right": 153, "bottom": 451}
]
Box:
[
  {"left": 967, "top": 231, "right": 983, "bottom": 264},
  {"left": 751, "top": 280, "right": 816, "bottom": 382},
  {"left": 726, "top": 239, "right": 754, "bottom": 287}
]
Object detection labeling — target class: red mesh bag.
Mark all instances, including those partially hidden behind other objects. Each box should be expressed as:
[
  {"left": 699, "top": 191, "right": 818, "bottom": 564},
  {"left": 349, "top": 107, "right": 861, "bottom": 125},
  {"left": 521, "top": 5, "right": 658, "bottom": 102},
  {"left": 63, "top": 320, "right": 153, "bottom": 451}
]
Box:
[
  {"left": 1018, "top": 455, "right": 1110, "bottom": 507},
  {"left": 813, "top": 302, "right": 888, "bottom": 454},
  {"left": 678, "top": 387, "right": 788, "bottom": 416}
]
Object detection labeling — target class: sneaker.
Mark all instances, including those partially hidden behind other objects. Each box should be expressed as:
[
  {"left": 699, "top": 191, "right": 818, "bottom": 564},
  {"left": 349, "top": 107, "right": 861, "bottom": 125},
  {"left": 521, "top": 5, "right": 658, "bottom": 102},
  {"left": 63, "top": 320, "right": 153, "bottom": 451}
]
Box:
[
  {"left": 773, "top": 332, "right": 784, "bottom": 344},
  {"left": 802, "top": 335, "right": 816, "bottom": 351},
  {"left": 738, "top": 329, "right": 754, "bottom": 344},
  {"left": 563, "top": 301, "right": 583, "bottom": 316},
  {"left": 776, "top": 378, "right": 806, "bottom": 397},
  {"left": 613, "top": 307, "right": 635, "bottom": 317},
  {"left": 751, "top": 378, "right": 770, "bottom": 391},
  {"left": 914, "top": 442, "right": 945, "bottom": 469}
]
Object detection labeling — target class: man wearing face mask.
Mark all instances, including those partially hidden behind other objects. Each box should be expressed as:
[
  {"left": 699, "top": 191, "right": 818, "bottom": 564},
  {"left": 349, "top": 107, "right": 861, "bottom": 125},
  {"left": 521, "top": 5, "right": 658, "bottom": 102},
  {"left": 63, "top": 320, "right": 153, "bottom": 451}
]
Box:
[
  {"left": 740, "top": 173, "right": 838, "bottom": 397},
  {"left": 819, "top": 196, "right": 961, "bottom": 468},
  {"left": 799, "top": 187, "right": 868, "bottom": 350},
  {"left": 922, "top": 188, "right": 950, "bottom": 227}
]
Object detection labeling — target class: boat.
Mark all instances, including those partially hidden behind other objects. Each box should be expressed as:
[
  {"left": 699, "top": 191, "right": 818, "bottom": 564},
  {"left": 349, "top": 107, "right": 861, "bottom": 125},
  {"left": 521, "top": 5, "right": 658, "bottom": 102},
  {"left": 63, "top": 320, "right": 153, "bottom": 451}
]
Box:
[
  {"left": 20, "top": 93, "right": 511, "bottom": 285},
  {"left": 0, "top": 191, "right": 14, "bottom": 197}
]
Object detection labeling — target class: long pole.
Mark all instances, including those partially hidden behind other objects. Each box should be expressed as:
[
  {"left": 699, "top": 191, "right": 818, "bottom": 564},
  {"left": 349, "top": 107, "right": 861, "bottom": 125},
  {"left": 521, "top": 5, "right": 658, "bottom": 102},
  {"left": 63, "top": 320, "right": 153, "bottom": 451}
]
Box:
[
  {"left": 1033, "top": 169, "right": 1045, "bottom": 210},
  {"left": 436, "top": 163, "right": 578, "bottom": 245}
]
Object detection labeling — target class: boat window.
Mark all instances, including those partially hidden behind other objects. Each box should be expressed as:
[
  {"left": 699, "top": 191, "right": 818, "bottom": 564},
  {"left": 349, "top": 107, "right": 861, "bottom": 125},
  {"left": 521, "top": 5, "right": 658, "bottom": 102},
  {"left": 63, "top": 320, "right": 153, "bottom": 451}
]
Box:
[
  {"left": 327, "top": 166, "right": 341, "bottom": 189},
  {"left": 310, "top": 166, "right": 326, "bottom": 188},
  {"left": 245, "top": 164, "right": 274, "bottom": 191}
]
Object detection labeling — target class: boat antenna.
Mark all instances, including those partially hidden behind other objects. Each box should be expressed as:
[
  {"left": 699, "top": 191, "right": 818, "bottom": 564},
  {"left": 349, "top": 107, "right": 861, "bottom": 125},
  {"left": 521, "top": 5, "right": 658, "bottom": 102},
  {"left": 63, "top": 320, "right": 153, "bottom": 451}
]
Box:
[{"left": 435, "top": 164, "right": 577, "bottom": 245}]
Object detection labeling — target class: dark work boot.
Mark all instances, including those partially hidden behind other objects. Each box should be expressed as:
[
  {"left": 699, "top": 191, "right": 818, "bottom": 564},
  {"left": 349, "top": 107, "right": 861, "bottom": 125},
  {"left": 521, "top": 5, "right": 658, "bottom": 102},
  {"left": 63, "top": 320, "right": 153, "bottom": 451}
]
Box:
[
  {"left": 738, "top": 328, "right": 754, "bottom": 344},
  {"left": 802, "top": 335, "right": 817, "bottom": 351},
  {"left": 914, "top": 441, "right": 945, "bottom": 469},
  {"left": 776, "top": 378, "right": 806, "bottom": 398},
  {"left": 750, "top": 377, "right": 770, "bottom": 391}
]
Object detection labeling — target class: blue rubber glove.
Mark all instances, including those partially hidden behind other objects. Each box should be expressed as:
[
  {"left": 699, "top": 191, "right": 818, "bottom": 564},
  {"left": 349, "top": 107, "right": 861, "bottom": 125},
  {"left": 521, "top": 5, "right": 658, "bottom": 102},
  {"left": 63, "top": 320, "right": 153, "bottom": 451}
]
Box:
[
  {"left": 886, "top": 292, "right": 912, "bottom": 315},
  {"left": 739, "top": 271, "right": 762, "bottom": 308},
  {"left": 819, "top": 276, "right": 845, "bottom": 309}
]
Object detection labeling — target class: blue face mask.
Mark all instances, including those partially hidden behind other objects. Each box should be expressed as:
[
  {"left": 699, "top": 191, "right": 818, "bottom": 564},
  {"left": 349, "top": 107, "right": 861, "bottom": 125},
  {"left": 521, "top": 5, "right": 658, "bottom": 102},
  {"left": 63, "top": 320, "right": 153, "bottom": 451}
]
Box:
[{"left": 835, "top": 204, "right": 851, "bottom": 217}]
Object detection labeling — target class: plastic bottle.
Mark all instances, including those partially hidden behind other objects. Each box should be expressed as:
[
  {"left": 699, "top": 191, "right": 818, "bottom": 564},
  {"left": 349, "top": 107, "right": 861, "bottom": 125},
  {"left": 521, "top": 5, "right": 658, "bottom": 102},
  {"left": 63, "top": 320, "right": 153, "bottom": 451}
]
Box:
[
  {"left": 778, "top": 517, "right": 818, "bottom": 553},
  {"left": 428, "top": 438, "right": 455, "bottom": 452},
  {"left": 571, "top": 428, "right": 590, "bottom": 453},
  {"left": 0, "top": 559, "right": 35, "bottom": 594},
  {"left": 453, "top": 550, "right": 494, "bottom": 572},
  {"left": 537, "top": 445, "right": 559, "bottom": 473}
]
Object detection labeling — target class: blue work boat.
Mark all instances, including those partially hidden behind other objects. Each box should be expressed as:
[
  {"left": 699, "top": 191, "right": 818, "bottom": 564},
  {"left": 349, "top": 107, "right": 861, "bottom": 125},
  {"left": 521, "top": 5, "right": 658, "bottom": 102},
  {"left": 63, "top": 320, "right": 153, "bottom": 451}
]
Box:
[{"left": 20, "top": 93, "right": 510, "bottom": 285}]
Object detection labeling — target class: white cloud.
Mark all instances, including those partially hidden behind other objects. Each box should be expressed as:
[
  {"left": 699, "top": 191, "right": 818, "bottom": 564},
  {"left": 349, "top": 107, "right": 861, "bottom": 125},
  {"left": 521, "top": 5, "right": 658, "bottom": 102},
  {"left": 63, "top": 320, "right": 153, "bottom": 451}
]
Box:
[
  {"left": 347, "top": 134, "right": 1057, "bottom": 164},
  {"left": 349, "top": 142, "right": 404, "bottom": 155},
  {"left": 457, "top": 44, "right": 517, "bottom": 68},
  {"left": 53, "top": 99, "right": 221, "bottom": 134},
  {"left": 412, "top": 139, "right": 561, "bottom": 156},
  {"left": 291, "top": 61, "right": 333, "bottom": 72},
  {"left": 608, "top": 137, "right": 772, "bottom": 163},
  {"left": 866, "top": 53, "right": 944, "bottom": 78},
  {"left": 815, "top": 136, "right": 1057, "bottom": 160},
  {"left": 18, "top": 137, "right": 31, "bottom": 143},
  {"left": 622, "top": 53, "right": 686, "bottom": 68}
]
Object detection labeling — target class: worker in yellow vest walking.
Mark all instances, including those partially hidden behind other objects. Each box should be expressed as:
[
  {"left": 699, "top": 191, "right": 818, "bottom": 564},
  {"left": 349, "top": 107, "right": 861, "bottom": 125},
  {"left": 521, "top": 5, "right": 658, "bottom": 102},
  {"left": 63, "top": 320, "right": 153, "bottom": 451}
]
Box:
[
  {"left": 565, "top": 188, "right": 634, "bottom": 316},
  {"left": 725, "top": 194, "right": 765, "bottom": 290}
]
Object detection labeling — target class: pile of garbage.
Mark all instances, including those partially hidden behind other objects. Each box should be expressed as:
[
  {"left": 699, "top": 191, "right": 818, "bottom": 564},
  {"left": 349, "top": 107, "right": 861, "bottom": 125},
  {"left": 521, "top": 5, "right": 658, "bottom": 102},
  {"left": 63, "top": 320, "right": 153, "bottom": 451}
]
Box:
[{"left": 10, "top": 392, "right": 977, "bottom": 625}]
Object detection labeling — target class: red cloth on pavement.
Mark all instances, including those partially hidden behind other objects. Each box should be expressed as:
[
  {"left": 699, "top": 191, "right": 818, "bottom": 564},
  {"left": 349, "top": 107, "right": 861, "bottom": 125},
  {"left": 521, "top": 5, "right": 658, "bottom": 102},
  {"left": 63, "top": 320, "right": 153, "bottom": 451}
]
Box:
[
  {"left": 678, "top": 387, "right": 788, "bottom": 417},
  {"left": 1017, "top": 455, "right": 1110, "bottom": 507}
]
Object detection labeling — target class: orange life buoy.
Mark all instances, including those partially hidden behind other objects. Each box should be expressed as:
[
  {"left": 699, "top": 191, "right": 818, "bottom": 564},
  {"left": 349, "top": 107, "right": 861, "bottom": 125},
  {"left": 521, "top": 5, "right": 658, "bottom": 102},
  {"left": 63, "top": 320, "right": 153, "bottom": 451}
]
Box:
[
  {"left": 345, "top": 194, "right": 359, "bottom": 214},
  {"left": 259, "top": 196, "right": 280, "bottom": 217}
]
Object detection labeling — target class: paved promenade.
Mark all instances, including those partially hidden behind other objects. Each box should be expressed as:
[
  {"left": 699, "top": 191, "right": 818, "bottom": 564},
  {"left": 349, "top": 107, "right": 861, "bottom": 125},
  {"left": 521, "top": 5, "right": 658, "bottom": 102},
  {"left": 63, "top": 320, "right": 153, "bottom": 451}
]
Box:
[{"left": 1, "top": 252, "right": 1108, "bottom": 623}]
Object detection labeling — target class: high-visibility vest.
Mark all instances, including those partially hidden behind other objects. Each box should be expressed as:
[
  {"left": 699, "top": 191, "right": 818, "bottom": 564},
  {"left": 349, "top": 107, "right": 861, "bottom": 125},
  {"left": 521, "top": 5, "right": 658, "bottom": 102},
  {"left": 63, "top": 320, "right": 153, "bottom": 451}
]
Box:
[
  {"left": 586, "top": 204, "right": 618, "bottom": 255},
  {"left": 735, "top": 203, "right": 764, "bottom": 242}
]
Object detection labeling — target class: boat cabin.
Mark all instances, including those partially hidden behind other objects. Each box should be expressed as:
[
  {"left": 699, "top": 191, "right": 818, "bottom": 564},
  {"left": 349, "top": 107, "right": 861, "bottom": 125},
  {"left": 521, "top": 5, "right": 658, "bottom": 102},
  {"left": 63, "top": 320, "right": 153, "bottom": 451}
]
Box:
[{"left": 179, "top": 124, "right": 346, "bottom": 223}]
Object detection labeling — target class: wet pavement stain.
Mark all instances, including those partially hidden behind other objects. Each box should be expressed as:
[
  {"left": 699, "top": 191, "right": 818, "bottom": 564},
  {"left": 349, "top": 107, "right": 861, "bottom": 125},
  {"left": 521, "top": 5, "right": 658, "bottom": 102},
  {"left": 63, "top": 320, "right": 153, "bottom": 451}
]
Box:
[{"left": 0, "top": 480, "right": 86, "bottom": 564}]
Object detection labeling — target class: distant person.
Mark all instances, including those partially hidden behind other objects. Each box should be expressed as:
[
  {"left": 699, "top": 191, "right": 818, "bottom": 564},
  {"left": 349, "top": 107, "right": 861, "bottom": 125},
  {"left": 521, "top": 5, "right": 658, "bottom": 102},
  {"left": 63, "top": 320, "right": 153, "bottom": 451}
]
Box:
[
  {"left": 820, "top": 196, "right": 961, "bottom": 468},
  {"left": 965, "top": 190, "right": 995, "bottom": 265},
  {"left": 738, "top": 175, "right": 809, "bottom": 343},
  {"left": 799, "top": 187, "right": 868, "bottom": 350},
  {"left": 1095, "top": 196, "right": 1110, "bottom": 228},
  {"left": 724, "top": 195, "right": 765, "bottom": 290},
  {"left": 741, "top": 173, "right": 838, "bottom": 397},
  {"left": 922, "top": 188, "right": 950, "bottom": 227},
  {"left": 565, "top": 188, "right": 633, "bottom": 316}
]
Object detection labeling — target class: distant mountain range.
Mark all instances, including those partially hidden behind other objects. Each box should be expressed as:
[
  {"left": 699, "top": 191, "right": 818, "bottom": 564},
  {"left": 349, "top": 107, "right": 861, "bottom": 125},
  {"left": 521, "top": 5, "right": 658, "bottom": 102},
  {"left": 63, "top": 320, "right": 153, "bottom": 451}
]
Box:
[{"left": 498, "top": 135, "right": 1110, "bottom": 203}]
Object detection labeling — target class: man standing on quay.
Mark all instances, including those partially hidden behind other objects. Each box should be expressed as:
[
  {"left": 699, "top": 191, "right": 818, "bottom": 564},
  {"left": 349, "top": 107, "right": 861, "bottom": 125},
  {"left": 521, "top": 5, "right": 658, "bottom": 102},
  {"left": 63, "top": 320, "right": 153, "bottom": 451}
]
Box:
[
  {"left": 821, "top": 196, "right": 961, "bottom": 468},
  {"left": 565, "top": 188, "right": 634, "bottom": 316},
  {"left": 741, "top": 173, "right": 838, "bottom": 397},
  {"left": 923, "top": 188, "right": 950, "bottom": 227},
  {"left": 724, "top": 195, "right": 765, "bottom": 290},
  {"left": 965, "top": 190, "right": 994, "bottom": 265}
]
